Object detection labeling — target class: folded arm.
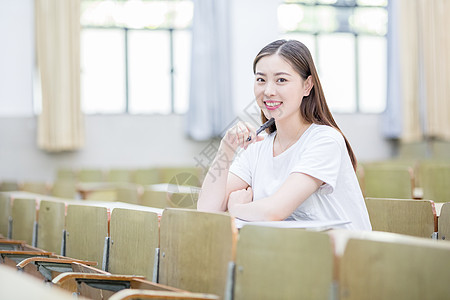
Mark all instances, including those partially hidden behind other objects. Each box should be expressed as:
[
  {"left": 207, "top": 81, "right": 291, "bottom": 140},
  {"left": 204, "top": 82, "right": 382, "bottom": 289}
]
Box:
[{"left": 227, "top": 172, "right": 323, "bottom": 221}]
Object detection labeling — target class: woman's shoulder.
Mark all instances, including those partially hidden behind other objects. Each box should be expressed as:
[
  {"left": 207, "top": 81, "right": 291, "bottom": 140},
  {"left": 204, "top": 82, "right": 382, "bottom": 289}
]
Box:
[{"left": 307, "top": 124, "right": 345, "bottom": 146}]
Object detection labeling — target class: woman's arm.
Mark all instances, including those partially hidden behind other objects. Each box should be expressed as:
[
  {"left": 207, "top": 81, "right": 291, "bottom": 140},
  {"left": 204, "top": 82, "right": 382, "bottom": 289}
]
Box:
[
  {"left": 227, "top": 172, "right": 323, "bottom": 221},
  {"left": 196, "top": 122, "right": 263, "bottom": 212}
]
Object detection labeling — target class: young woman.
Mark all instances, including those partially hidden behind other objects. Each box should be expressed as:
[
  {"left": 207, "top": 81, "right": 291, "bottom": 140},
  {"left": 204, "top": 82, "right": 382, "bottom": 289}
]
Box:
[{"left": 197, "top": 39, "right": 371, "bottom": 230}]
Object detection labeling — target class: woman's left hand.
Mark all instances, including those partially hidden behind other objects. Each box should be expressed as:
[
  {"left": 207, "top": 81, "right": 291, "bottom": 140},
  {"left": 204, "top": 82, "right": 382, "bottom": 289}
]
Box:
[{"left": 227, "top": 187, "right": 254, "bottom": 214}]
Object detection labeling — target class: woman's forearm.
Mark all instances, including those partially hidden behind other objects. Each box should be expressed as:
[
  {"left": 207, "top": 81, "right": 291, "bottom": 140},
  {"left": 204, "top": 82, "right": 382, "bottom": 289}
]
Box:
[{"left": 197, "top": 143, "right": 235, "bottom": 212}]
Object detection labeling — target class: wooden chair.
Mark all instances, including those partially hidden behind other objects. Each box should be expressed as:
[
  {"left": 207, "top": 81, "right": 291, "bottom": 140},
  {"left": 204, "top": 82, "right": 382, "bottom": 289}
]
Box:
[
  {"left": 115, "top": 185, "right": 141, "bottom": 205},
  {"left": 21, "top": 181, "right": 50, "bottom": 195},
  {"left": 65, "top": 204, "right": 109, "bottom": 267},
  {"left": 12, "top": 197, "right": 37, "bottom": 245},
  {"left": 158, "top": 167, "right": 202, "bottom": 186},
  {"left": 0, "top": 264, "right": 87, "bottom": 300},
  {"left": 51, "top": 179, "right": 78, "bottom": 198},
  {"left": 108, "top": 289, "right": 219, "bottom": 300},
  {"left": 431, "top": 140, "right": 450, "bottom": 159},
  {"left": 337, "top": 231, "right": 450, "bottom": 300},
  {"left": 0, "top": 239, "right": 27, "bottom": 250},
  {"left": 141, "top": 187, "right": 199, "bottom": 209},
  {"left": 0, "top": 180, "right": 19, "bottom": 192},
  {"left": 133, "top": 168, "right": 160, "bottom": 185},
  {"left": 141, "top": 189, "right": 169, "bottom": 209},
  {"left": 365, "top": 197, "right": 436, "bottom": 238},
  {"left": 159, "top": 209, "right": 237, "bottom": 299},
  {"left": 397, "top": 141, "right": 429, "bottom": 160},
  {"left": 438, "top": 202, "right": 450, "bottom": 240},
  {"left": 108, "top": 208, "right": 159, "bottom": 280},
  {"left": 56, "top": 168, "right": 78, "bottom": 181},
  {"left": 17, "top": 257, "right": 100, "bottom": 282},
  {"left": 107, "top": 169, "right": 133, "bottom": 183},
  {"left": 0, "top": 193, "right": 11, "bottom": 237},
  {"left": 233, "top": 225, "right": 333, "bottom": 300},
  {"left": 0, "top": 249, "right": 53, "bottom": 268},
  {"left": 420, "top": 161, "right": 450, "bottom": 203},
  {"left": 37, "top": 200, "right": 66, "bottom": 254},
  {"left": 52, "top": 272, "right": 184, "bottom": 300},
  {"left": 362, "top": 164, "right": 415, "bottom": 199},
  {"left": 79, "top": 168, "right": 104, "bottom": 182}
]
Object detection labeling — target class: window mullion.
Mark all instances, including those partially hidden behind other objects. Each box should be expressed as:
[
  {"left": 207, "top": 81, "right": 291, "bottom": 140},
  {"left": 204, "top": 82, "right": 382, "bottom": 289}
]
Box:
[
  {"left": 354, "top": 33, "right": 360, "bottom": 113},
  {"left": 124, "top": 27, "right": 130, "bottom": 113}
]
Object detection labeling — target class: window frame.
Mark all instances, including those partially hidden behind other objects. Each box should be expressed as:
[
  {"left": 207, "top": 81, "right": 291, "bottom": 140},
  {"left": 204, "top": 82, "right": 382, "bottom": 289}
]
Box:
[{"left": 280, "top": 0, "right": 388, "bottom": 113}]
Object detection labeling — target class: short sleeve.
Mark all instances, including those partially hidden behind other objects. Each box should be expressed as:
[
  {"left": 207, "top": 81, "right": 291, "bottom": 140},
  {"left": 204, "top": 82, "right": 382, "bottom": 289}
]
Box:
[
  {"left": 291, "top": 130, "right": 343, "bottom": 194},
  {"left": 229, "top": 147, "right": 253, "bottom": 186}
]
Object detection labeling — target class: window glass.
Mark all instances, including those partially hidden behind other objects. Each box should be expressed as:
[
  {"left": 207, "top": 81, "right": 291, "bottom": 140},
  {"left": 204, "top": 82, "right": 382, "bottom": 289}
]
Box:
[
  {"left": 318, "top": 34, "right": 356, "bottom": 112},
  {"left": 358, "top": 35, "right": 387, "bottom": 112},
  {"left": 128, "top": 30, "right": 171, "bottom": 114},
  {"left": 81, "top": 29, "right": 126, "bottom": 114},
  {"left": 173, "top": 30, "right": 192, "bottom": 114}
]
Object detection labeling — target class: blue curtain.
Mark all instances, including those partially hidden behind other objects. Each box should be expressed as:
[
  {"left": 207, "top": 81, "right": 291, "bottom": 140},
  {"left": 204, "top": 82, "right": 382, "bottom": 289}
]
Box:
[
  {"left": 186, "top": 0, "right": 235, "bottom": 140},
  {"left": 383, "top": 0, "right": 403, "bottom": 139}
]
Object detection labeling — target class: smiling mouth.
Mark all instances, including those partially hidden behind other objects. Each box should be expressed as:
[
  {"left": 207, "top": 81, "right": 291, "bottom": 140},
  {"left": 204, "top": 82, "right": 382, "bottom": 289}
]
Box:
[{"left": 264, "top": 101, "right": 282, "bottom": 110}]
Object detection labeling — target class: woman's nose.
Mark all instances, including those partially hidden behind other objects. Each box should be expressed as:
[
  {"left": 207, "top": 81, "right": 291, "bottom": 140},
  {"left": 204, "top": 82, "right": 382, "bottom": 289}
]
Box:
[{"left": 264, "top": 81, "right": 276, "bottom": 96}]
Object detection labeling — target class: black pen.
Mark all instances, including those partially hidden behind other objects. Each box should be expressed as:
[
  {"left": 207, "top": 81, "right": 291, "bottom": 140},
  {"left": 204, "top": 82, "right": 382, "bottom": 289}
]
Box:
[{"left": 247, "top": 118, "right": 275, "bottom": 142}]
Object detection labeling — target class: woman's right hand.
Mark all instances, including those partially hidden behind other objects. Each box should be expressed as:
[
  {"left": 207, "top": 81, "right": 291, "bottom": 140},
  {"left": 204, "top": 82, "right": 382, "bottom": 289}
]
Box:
[{"left": 220, "top": 121, "right": 264, "bottom": 154}]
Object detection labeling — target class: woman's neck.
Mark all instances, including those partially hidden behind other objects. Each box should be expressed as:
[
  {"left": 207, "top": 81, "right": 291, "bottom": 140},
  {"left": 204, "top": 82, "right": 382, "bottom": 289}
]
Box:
[
  {"left": 276, "top": 117, "right": 310, "bottom": 142},
  {"left": 273, "top": 117, "right": 311, "bottom": 156}
]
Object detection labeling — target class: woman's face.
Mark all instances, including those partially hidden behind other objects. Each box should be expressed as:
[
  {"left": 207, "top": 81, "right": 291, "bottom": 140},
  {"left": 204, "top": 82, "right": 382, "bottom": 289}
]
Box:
[{"left": 254, "top": 54, "right": 311, "bottom": 122}]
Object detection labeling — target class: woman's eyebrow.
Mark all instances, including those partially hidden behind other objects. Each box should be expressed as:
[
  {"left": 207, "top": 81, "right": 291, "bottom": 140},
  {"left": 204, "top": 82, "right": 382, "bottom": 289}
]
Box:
[
  {"left": 274, "top": 72, "right": 292, "bottom": 76},
  {"left": 255, "top": 71, "right": 292, "bottom": 76}
]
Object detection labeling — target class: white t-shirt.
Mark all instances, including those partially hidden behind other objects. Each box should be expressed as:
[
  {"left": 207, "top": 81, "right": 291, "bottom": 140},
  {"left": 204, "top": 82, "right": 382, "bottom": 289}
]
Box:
[{"left": 229, "top": 123, "right": 372, "bottom": 231}]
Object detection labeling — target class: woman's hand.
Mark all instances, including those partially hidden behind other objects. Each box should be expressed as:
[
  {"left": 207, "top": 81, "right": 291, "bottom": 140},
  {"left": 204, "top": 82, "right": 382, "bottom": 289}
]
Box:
[
  {"left": 221, "top": 121, "right": 264, "bottom": 153},
  {"left": 227, "top": 186, "right": 254, "bottom": 215}
]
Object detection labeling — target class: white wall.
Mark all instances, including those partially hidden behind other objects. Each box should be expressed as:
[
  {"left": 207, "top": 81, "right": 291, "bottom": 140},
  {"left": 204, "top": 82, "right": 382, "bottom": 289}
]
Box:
[
  {"left": 0, "top": 0, "right": 34, "bottom": 116},
  {"left": 0, "top": 0, "right": 393, "bottom": 182}
]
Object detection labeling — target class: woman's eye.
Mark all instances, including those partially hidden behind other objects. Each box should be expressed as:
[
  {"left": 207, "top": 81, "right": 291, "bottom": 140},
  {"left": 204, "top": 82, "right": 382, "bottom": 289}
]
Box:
[
  {"left": 256, "top": 77, "right": 265, "bottom": 82},
  {"left": 277, "top": 78, "right": 287, "bottom": 83}
]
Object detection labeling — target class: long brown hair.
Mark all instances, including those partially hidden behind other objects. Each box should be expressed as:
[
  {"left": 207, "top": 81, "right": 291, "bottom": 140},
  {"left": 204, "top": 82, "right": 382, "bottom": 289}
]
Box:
[{"left": 253, "top": 39, "right": 357, "bottom": 171}]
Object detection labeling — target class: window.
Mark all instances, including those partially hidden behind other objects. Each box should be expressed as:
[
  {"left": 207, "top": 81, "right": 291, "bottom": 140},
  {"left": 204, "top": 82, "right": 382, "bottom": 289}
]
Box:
[
  {"left": 81, "top": 0, "right": 193, "bottom": 114},
  {"left": 278, "top": 0, "right": 388, "bottom": 113}
]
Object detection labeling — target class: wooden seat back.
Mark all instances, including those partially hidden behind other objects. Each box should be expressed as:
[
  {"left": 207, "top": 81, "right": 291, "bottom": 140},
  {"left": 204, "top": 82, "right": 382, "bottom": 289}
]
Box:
[
  {"left": 21, "top": 181, "right": 49, "bottom": 195},
  {"left": 365, "top": 197, "right": 436, "bottom": 238},
  {"left": 339, "top": 232, "right": 450, "bottom": 299},
  {"left": 158, "top": 167, "right": 202, "bottom": 185},
  {"left": 159, "top": 208, "right": 237, "bottom": 299},
  {"left": 12, "top": 197, "right": 37, "bottom": 245},
  {"left": 133, "top": 168, "right": 160, "bottom": 185},
  {"left": 421, "top": 162, "right": 450, "bottom": 202},
  {"left": 233, "top": 225, "right": 334, "bottom": 300},
  {"left": 37, "top": 200, "right": 66, "bottom": 254},
  {"left": 0, "top": 193, "right": 11, "bottom": 237},
  {"left": 363, "top": 164, "right": 415, "bottom": 199},
  {"left": 79, "top": 169, "right": 104, "bottom": 182},
  {"left": 51, "top": 179, "right": 78, "bottom": 198},
  {"left": 141, "top": 189, "right": 169, "bottom": 209},
  {"left": 438, "top": 202, "right": 450, "bottom": 240},
  {"left": 65, "top": 204, "right": 108, "bottom": 266},
  {"left": 108, "top": 208, "right": 159, "bottom": 279}
]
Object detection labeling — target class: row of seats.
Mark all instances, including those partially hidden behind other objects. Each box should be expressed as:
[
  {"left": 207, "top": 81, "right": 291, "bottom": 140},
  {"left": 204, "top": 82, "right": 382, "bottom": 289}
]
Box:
[
  {"left": 357, "top": 159, "right": 450, "bottom": 201},
  {"left": 365, "top": 197, "right": 450, "bottom": 239},
  {"left": 2, "top": 190, "right": 450, "bottom": 299}
]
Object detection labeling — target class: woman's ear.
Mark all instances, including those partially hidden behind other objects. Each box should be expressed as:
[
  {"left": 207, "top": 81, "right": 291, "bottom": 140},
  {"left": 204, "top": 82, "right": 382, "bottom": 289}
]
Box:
[{"left": 303, "top": 75, "right": 314, "bottom": 96}]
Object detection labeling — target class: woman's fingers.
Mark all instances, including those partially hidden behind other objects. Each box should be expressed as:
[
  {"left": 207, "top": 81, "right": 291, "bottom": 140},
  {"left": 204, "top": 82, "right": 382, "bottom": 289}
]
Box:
[{"left": 223, "top": 121, "right": 259, "bottom": 151}]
